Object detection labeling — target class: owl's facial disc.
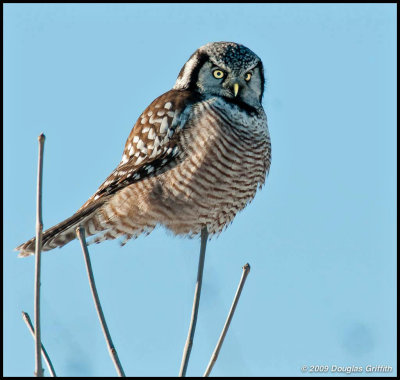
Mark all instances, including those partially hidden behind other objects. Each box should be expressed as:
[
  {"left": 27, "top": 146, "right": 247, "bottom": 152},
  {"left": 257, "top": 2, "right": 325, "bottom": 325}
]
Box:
[
  {"left": 194, "top": 61, "right": 261, "bottom": 109},
  {"left": 223, "top": 75, "right": 246, "bottom": 99},
  {"left": 173, "top": 42, "right": 265, "bottom": 108},
  {"left": 210, "top": 67, "right": 239, "bottom": 97}
]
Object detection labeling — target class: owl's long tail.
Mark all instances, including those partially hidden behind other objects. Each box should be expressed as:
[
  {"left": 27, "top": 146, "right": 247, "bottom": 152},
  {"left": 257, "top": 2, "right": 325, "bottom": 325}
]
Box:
[{"left": 15, "top": 199, "right": 107, "bottom": 258}]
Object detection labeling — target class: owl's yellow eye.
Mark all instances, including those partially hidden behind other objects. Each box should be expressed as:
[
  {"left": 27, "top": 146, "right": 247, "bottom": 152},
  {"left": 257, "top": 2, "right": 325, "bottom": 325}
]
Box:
[
  {"left": 245, "top": 72, "right": 252, "bottom": 81},
  {"left": 213, "top": 69, "right": 225, "bottom": 79}
]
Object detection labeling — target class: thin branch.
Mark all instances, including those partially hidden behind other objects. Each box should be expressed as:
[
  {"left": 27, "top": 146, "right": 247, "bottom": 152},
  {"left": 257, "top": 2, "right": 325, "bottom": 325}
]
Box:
[
  {"left": 179, "top": 227, "right": 209, "bottom": 377},
  {"left": 22, "top": 311, "right": 57, "bottom": 377},
  {"left": 203, "top": 263, "right": 251, "bottom": 377},
  {"left": 34, "top": 133, "right": 45, "bottom": 377},
  {"left": 76, "top": 226, "right": 126, "bottom": 377}
]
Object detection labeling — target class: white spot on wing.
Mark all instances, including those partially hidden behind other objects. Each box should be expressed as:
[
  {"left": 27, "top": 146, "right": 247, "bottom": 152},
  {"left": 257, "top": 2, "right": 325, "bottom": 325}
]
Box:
[
  {"left": 136, "top": 156, "right": 144, "bottom": 165},
  {"left": 160, "top": 117, "right": 169, "bottom": 134},
  {"left": 153, "top": 137, "right": 160, "bottom": 150},
  {"left": 149, "top": 148, "right": 159, "bottom": 159},
  {"left": 149, "top": 116, "right": 162, "bottom": 124},
  {"left": 136, "top": 139, "right": 144, "bottom": 150},
  {"left": 148, "top": 128, "right": 155, "bottom": 140}
]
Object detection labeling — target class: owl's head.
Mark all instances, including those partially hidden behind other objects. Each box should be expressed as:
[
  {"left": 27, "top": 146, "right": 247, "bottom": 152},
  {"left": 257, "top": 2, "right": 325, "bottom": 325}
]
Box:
[{"left": 174, "top": 42, "right": 265, "bottom": 109}]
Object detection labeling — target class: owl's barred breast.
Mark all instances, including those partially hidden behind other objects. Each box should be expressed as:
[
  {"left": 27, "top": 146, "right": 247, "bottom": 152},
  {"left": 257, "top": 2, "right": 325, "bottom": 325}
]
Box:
[{"left": 107, "top": 97, "right": 271, "bottom": 238}]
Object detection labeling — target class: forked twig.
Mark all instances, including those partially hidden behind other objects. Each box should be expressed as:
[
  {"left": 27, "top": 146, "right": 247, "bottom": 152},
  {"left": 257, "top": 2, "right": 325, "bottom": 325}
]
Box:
[
  {"left": 76, "top": 226, "right": 126, "bottom": 377},
  {"left": 203, "top": 263, "right": 251, "bottom": 377},
  {"left": 22, "top": 311, "right": 57, "bottom": 377},
  {"left": 34, "top": 133, "right": 45, "bottom": 377},
  {"left": 179, "top": 227, "right": 209, "bottom": 377}
]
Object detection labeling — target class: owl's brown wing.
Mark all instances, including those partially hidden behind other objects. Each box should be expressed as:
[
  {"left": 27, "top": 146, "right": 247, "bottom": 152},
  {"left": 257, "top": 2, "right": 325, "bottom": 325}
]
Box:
[
  {"left": 79, "top": 89, "right": 201, "bottom": 210},
  {"left": 15, "top": 89, "right": 201, "bottom": 256}
]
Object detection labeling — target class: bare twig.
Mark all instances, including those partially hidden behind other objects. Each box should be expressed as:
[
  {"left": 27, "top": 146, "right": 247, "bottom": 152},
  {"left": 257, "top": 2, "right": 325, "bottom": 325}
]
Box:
[
  {"left": 203, "top": 263, "right": 251, "bottom": 377},
  {"left": 76, "top": 226, "right": 126, "bottom": 377},
  {"left": 34, "top": 133, "right": 45, "bottom": 377},
  {"left": 22, "top": 311, "right": 57, "bottom": 377},
  {"left": 179, "top": 227, "right": 209, "bottom": 377}
]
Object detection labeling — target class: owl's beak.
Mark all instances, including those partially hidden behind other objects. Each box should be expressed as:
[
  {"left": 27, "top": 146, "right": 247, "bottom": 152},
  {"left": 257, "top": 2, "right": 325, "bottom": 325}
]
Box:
[{"left": 233, "top": 83, "right": 239, "bottom": 97}]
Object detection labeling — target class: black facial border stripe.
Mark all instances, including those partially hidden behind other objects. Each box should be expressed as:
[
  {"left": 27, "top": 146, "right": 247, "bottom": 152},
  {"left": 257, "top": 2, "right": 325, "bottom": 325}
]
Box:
[
  {"left": 186, "top": 52, "right": 210, "bottom": 91},
  {"left": 255, "top": 61, "right": 265, "bottom": 101}
]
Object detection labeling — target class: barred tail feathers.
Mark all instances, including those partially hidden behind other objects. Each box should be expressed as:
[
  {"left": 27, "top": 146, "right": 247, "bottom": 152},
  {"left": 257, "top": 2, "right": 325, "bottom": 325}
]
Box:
[{"left": 15, "top": 200, "right": 106, "bottom": 257}]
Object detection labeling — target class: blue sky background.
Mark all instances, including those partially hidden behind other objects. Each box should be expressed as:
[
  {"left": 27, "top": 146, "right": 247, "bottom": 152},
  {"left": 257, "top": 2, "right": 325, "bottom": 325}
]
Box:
[{"left": 3, "top": 3, "right": 396, "bottom": 377}]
